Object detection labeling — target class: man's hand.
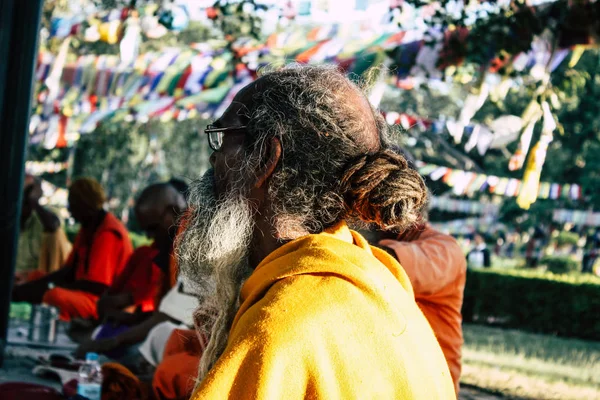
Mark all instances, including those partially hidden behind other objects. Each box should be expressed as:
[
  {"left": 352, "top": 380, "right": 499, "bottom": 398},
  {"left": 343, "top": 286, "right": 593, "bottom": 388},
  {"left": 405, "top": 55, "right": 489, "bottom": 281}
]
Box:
[
  {"left": 75, "top": 337, "right": 120, "bottom": 359},
  {"left": 97, "top": 293, "right": 133, "bottom": 321},
  {"left": 103, "top": 309, "right": 140, "bottom": 325},
  {"left": 96, "top": 295, "right": 117, "bottom": 321}
]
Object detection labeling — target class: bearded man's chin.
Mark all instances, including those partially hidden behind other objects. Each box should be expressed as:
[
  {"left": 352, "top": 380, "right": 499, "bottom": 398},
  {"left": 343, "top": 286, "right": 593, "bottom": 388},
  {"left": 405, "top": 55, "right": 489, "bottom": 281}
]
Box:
[{"left": 176, "top": 171, "right": 256, "bottom": 296}]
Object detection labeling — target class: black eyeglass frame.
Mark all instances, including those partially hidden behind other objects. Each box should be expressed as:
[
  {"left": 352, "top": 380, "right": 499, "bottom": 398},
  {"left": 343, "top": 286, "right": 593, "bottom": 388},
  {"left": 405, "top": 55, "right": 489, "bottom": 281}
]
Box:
[{"left": 204, "top": 124, "right": 247, "bottom": 151}]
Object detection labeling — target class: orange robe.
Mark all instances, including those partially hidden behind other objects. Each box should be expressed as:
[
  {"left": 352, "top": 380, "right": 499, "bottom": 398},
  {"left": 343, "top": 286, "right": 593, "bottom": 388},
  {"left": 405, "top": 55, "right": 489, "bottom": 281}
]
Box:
[
  {"left": 108, "top": 245, "right": 164, "bottom": 313},
  {"left": 380, "top": 227, "right": 466, "bottom": 395},
  {"left": 191, "top": 222, "right": 454, "bottom": 399},
  {"left": 153, "top": 329, "right": 204, "bottom": 400},
  {"left": 43, "top": 213, "right": 133, "bottom": 321}
]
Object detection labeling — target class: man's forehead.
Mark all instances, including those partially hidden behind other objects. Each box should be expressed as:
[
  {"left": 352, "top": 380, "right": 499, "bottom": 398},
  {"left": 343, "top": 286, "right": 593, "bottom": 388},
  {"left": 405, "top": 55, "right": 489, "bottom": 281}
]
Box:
[
  {"left": 235, "top": 80, "right": 262, "bottom": 102},
  {"left": 136, "top": 203, "right": 163, "bottom": 223},
  {"left": 137, "top": 199, "right": 165, "bottom": 213},
  {"left": 215, "top": 80, "right": 264, "bottom": 125}
]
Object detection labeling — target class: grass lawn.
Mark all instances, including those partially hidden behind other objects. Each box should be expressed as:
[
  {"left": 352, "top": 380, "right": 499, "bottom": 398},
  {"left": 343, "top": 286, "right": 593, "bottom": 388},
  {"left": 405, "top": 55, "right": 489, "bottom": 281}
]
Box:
[{"left": 461, "top": 324, "right": 600, "bottom": 399}]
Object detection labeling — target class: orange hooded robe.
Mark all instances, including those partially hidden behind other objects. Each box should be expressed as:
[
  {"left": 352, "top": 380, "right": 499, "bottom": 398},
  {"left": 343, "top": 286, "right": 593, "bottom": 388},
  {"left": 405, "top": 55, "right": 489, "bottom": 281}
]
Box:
[{"left": 191, "top": 222, "right": 455, "bottom": 399}]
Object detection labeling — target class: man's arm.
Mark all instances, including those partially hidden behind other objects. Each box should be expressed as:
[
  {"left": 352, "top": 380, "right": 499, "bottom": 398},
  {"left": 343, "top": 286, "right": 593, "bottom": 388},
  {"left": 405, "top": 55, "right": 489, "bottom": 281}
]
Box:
[
  {"left": 113, "top": 311, "right": 173, "bottom": 346},
  {"left": 59, "top": 280, "right": 109, "bottom": 297},
  {"left": 379, "top": 227, "right": 466, "bottom": 296},
  {"left": 75, "top": 312, "right": 174, "bottom": 358},
  {"left": 12, "top": 266, "right": 75, "bottom": 303},
  {"left": 97, "top": 293, "right": 134, "bottom": 321}
]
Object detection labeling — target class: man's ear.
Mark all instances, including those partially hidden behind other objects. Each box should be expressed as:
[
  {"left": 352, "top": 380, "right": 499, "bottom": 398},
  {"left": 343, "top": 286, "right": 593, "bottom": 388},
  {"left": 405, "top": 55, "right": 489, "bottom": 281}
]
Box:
[{"left": 254, "top": 137, "right": 282, "bottom": 189}]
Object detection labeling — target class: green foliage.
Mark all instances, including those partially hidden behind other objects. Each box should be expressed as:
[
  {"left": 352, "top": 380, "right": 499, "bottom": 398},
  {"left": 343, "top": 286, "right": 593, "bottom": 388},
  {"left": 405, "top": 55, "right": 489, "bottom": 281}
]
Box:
[
  {"left": 65, "top": 225, "right": 76, "bottom": 243},
  {"left": 491, "top": 256, "right": 525, "bottom": 270},
  {"left": 541, "top": 255, "right": 579, "bottom": 274},
  {"left": 73, "top": 120, "right": 150, "bottom": 216},
  {"left": 554, "top": 231, "right": 580, "bottom": 248},
  {"left": 71, "top": 117, "right": 211, "bottom": 218},
  {"left": 391, "top": 1, "right": 600, "bottom": 216},
  {"left": 128, "top": 230, "right": 152, "bottom": 248},
  {"left": 153, "top": 118, "right": 212, "bottom": 180},
  {"left": 65, "top": 224, "right": 151, "bottom": 248},
  {"left": 396, "top": 48, "right": 600, "bottom": 222},
  {"left": 210, "top": 0, "right": 267, "bottom": 44},
  {"left": 176, "top": 21, "right": 214, "bottom": 46},
  {"left": 140, "top": 21, "right": 214, "bottom": 53},
  {"left": 463, "top": 268, "right": 600, "bottom": 340}
]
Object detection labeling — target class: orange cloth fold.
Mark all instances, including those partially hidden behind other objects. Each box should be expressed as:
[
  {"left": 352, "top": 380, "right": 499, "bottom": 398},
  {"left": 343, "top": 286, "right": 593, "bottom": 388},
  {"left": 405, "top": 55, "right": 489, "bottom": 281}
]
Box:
[
  {"left": 380, "top": 227, "right": 467, "bottom": 395},
  {"left": 69, "top": 213, "right": 132, "bottom": 284},
  {"left": 192, "top": 222, "right": 455, "bottom": 400},
  {"left": 42, "top": 287, "right": 99, "bottom": 321},
  {"left": 101, "top": 362, "right": 145, "bottom": 400},
  {"left": 153, "top": 329, "right": 203, "bottom": 400},
  {"left": 109, "top": 245, "right": 163, "bottom": 313},
  {"left": 71, "top": 214, "right": 132, "bottom": 285}
]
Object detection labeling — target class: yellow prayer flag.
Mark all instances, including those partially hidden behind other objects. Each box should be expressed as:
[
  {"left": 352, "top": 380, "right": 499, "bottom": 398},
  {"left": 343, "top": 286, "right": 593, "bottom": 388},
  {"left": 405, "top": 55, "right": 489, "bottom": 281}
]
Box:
[{"left": 517, "top": 138, "right": 550, "bottom": 209}]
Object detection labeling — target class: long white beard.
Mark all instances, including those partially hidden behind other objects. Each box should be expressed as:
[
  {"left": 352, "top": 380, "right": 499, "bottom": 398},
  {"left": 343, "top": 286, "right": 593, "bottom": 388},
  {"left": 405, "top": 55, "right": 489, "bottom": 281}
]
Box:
[{"left": 175, "top": 170, "right": 255, "bottom": 382}]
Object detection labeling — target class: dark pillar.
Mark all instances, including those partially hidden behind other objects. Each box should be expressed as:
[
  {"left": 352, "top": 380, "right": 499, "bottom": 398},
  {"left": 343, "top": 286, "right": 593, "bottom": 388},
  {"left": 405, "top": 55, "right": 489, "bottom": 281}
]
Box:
[{"left": 0, "top": 0, "right": 44, "bottom": 367}]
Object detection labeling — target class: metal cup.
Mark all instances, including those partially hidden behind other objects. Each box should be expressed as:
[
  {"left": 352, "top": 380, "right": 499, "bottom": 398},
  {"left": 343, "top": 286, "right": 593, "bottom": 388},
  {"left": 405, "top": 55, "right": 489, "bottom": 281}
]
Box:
[{"left": 28, "top": 304, "right": 58, "bottom": 344}]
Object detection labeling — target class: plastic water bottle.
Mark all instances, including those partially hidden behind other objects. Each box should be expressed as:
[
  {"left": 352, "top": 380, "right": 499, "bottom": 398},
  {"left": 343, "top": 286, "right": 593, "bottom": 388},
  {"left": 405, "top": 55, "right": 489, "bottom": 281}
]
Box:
[{"left": 77, "top": 352, "right": 102, "bottom": 400}]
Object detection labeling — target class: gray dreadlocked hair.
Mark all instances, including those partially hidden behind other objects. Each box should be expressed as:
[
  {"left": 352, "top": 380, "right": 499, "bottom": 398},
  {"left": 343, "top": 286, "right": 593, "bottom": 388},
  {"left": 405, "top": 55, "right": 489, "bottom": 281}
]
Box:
[{"left": 241, "top": 64, "right": 427, "bottom": 237}]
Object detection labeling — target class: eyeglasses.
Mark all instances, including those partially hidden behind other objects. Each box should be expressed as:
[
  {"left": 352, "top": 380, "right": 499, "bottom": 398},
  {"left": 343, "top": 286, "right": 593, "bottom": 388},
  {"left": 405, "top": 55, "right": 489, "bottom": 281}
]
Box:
[{"left": 204, "top": 124, "right": 247, "bottom": 152}]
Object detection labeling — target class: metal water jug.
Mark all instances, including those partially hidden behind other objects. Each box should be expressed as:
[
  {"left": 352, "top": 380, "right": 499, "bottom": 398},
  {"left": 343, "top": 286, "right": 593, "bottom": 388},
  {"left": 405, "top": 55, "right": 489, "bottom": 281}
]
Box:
[{"left": 28, "top": 304, "right": 58, "bottom": 344}]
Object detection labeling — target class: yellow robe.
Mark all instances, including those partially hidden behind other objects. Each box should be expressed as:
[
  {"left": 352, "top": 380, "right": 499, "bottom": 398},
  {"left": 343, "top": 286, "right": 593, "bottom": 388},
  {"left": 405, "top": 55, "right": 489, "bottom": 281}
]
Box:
[{"left": 192, "top": 222, "right": 455, "bottom": 399}]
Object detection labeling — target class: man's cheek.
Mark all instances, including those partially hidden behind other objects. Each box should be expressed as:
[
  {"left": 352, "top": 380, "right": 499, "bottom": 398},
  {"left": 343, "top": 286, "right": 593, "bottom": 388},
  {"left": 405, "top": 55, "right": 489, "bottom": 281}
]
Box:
[{"left": 215, "top": 163, "right": 234, "bottom": 192}]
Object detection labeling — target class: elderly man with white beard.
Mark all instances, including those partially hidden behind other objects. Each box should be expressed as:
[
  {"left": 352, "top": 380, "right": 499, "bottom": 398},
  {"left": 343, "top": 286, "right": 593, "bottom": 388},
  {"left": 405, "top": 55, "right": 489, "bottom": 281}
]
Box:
[{"left": 177, "top": 65, "right": 456, "bottom": 399}]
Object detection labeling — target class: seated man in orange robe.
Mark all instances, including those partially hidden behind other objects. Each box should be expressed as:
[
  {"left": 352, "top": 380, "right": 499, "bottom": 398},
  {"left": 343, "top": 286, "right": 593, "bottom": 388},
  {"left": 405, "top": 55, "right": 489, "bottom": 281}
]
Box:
[
  {"left": 13, "top": 178, "right": 133, "bottom": 321},
  {"left": 96, "top": 182, "right": 186, "bottom": 320},
  {"left": 75, "top": 182, "right": 188, "bottom": 358},
  {"left": 100, "top": 245, "right": 161, "bottom": 317},
  {"left": 371, "top": 224, "right": 467, "bottom": 395}
]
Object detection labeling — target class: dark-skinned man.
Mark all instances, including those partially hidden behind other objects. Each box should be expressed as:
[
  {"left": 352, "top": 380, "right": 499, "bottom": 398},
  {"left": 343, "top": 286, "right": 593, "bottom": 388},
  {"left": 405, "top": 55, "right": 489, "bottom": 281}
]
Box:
[
  {"left": 15, "top": 174, "right": 71, "bottom": 284},
  {"left": 176, "top": 65, "right": 455, "bottom": 399},
  {"left": 13, "top": 178, "right": 133, "bottom": 321},
  {"left": 75, "top": 182, "right": 188, "bottom": 359}
]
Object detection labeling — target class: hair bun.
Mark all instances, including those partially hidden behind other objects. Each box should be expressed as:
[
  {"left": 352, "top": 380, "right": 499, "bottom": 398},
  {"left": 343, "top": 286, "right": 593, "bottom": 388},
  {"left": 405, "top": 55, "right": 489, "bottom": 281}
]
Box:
[{"left": 341, "top": 149, "right": 427, "bottom": 230}]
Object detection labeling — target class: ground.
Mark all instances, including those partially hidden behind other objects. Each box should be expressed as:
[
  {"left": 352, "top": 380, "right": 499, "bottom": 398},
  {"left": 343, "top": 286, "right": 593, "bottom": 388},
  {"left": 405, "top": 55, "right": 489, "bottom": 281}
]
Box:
[
  {"left": 462, "top": 324, "right": 600, "bottom": 400},
  {"left": 1, "top": 323, "right": 599, "bottom": 399}
]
